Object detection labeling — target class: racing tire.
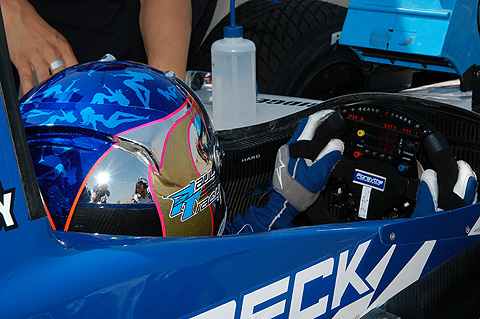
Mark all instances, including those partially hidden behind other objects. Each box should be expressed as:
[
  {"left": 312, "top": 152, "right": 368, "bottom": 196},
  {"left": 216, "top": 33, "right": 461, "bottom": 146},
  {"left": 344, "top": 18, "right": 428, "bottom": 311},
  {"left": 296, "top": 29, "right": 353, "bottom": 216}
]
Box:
[{"left": 188, "top": 0, "right": 367, "bottom": 100}]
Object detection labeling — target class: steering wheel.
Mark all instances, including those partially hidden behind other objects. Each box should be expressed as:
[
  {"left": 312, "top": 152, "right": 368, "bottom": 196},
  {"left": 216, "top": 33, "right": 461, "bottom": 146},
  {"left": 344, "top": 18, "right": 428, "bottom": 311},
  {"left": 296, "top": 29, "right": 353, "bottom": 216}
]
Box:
[{"left": 296, "top": 100, "right": 468, "bottom": 225}]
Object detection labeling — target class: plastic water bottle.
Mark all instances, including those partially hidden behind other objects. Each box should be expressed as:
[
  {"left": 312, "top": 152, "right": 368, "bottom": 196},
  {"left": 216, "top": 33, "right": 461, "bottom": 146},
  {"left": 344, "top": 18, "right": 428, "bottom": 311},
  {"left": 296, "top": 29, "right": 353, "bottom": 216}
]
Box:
[{"left": 211, "top": 0, "right": 256, "bottom": 130}]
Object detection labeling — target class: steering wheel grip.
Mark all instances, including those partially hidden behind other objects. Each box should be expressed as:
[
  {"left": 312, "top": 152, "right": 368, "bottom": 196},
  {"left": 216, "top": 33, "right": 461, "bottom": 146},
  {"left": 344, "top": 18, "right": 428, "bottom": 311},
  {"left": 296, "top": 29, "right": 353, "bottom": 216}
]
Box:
[
  {"left": 423, "top": 132, "right": 467, "bottom": 210},
  {"left": 289, "top": 110, "right": 347, "bottom": 160}
]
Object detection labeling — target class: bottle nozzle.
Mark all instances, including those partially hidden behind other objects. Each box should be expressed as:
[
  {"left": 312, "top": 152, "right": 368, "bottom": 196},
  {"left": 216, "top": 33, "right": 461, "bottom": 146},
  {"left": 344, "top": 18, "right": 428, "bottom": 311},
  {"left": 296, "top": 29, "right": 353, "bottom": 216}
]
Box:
[
  {"left": 230, "top": 0, "right": 236, "bottom": 28},
  {"left": 224, "top": 0, "right": 243, "bottom": 38}
]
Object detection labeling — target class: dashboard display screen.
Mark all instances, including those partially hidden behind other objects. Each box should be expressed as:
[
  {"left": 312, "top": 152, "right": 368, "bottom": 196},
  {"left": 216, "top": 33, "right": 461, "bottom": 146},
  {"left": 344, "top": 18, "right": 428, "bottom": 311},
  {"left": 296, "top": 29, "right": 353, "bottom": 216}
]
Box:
[
  {"left": 344, "top": 105, "right": 428, "bottom": 157},
  {"left": 365, "top": 127, "right": 398, "bottom": 153}
]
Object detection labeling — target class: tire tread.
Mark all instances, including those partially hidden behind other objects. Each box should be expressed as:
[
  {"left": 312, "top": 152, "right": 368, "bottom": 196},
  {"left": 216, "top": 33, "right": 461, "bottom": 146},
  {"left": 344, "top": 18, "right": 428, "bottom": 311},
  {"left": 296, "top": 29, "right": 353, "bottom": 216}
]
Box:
[{"left": 188, "top": 0, "right": 347, "bottom": 94}]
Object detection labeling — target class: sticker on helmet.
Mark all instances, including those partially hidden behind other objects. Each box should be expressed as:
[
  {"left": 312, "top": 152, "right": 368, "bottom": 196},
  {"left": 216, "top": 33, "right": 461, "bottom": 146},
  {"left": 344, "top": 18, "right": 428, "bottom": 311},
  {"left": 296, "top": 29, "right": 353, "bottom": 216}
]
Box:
[{"left": 166, "top": 169, "right": 220, "bottom": 221}]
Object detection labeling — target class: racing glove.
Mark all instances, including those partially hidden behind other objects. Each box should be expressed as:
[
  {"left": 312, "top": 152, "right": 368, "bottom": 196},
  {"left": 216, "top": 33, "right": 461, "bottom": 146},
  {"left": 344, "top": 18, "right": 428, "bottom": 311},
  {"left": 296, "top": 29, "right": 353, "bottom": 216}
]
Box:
[
  {"left": 412, "top": 160, "right": 478, "bottom": 218},
  {"left": 229, "top": 110, "right": 344, "bottom": 233}
]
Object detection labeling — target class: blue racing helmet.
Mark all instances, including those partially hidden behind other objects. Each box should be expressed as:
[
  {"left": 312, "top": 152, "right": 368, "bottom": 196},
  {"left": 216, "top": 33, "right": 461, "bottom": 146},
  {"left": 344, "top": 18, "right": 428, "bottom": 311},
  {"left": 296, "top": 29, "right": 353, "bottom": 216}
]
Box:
[{"left": 21, "top": 60, "right": 226, "bottom": 237}]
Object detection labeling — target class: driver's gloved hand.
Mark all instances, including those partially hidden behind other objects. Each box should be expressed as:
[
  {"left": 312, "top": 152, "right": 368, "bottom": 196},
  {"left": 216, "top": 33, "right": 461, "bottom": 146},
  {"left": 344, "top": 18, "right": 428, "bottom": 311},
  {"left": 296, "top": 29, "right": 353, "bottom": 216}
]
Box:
[
  {"left": 412, "top": 160, "right": 478, "bottom": 218},
  {"left": 228, "top": 110, "right": 344, "bottom": 233}
]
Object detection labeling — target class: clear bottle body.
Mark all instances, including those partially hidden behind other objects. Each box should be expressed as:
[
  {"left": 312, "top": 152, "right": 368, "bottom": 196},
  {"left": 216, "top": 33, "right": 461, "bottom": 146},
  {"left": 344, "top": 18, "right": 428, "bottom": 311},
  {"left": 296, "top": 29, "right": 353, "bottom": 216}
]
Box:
[{"left": 211, "top": 37, "right": 256, "bottom": 130}]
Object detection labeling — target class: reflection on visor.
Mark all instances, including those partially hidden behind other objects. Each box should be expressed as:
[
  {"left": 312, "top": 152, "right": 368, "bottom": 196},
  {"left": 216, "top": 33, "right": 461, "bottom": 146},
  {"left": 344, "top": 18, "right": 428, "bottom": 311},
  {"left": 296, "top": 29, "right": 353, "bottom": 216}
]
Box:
[
  {"left": 80, "top": 146, "right": 153, "bottom": 205},
  {"left": 69, "top": 146, "right": 162, "bottom": 236}
]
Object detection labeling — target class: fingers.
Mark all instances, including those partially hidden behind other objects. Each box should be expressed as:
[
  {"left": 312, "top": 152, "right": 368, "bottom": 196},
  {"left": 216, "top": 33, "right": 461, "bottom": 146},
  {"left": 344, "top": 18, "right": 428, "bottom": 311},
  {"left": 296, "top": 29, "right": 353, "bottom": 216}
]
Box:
[
  {"left": 453, "top": 160, "right": 478, "bottom": 204},
  {"left": 3, "top": 1, "right": 77, "bottom": 94},
  {"left": 29, "top": 53, "right": 51, "bottom": 84},
  {"left": 289, "top": 109, "right": 336, "bottom": 160},
  {"left": 15, "top": 59, "right": 35, "bottom": 94},
  {"left": 314, "top": 138, "right": 344, "bottom": 163},
  {"left": 17, "top": 39, "right": 77, "bottom": 94},
  {"left": 37, "top": 36, "right": 77, "bottom": 77},
  {"left": 296, "top": 109, "right": 335, "bottom": 142},
  {"left": 412, "top": 169, "right": 439, "bottom": 218},
  {"left": 61, "top": 44, "right": 79, "bottom": 69},
  {"left": 419, "top": 169, "right": 439, "bottom": 207},
  {"left": 304, "top": 138, "right": 344, "bottom": 167},
  {"left": 53, "top": 38, "right": 78, "bottom": 74},
  {"left": 413, "top": 160, "right": 478, "bottom": 218},
  {"left": 300, "top": 139, "right": 343, "bottom": 192}
]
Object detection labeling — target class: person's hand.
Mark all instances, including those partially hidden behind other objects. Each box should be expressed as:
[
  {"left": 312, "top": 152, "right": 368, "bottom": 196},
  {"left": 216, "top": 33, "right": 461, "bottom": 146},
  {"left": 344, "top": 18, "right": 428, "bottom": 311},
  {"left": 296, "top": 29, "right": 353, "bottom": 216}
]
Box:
[
  {"left": 273, "top": 110, "right": 344, "bottom": 212},
  {"left": 228, "top": 110, "right": 344, "bottom": 233},
  {"left": 2, "top": 0, "right": 78, "bottom": 94},
  {"left": 412, "top": 160, "right": 478, "bottom": 218}
]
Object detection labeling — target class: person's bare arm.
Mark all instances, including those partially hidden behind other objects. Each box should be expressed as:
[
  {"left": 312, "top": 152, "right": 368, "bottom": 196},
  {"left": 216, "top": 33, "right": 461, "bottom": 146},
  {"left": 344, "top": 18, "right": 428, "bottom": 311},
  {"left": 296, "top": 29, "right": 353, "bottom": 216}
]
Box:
[
  {"left": 1, "top": 0, "right": 78, "bottom": 94},
  {"left": 139, "top": 0, "right": 191, "bottom": 81}
]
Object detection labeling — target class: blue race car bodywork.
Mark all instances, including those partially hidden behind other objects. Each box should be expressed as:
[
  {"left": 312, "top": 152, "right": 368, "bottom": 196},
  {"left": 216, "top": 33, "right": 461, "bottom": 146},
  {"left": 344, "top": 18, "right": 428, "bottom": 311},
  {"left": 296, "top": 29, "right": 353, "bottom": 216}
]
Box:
[
  {"left": 3, "top": 66, "right": 480, "bottom": 319},
  {"left": 1, "top": 150, "right": 479, "bottom": 319}
]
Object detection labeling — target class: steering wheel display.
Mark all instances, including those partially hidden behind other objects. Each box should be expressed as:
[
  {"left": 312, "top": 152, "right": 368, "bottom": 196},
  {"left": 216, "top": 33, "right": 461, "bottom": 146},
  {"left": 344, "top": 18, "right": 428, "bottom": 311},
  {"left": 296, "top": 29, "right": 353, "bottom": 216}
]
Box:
[
  {"left": 302, "top": 100, "right": 462, "bottom": 225},
  {"left": 340, "top": 104, "right": 434, "bottom": 176}
]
